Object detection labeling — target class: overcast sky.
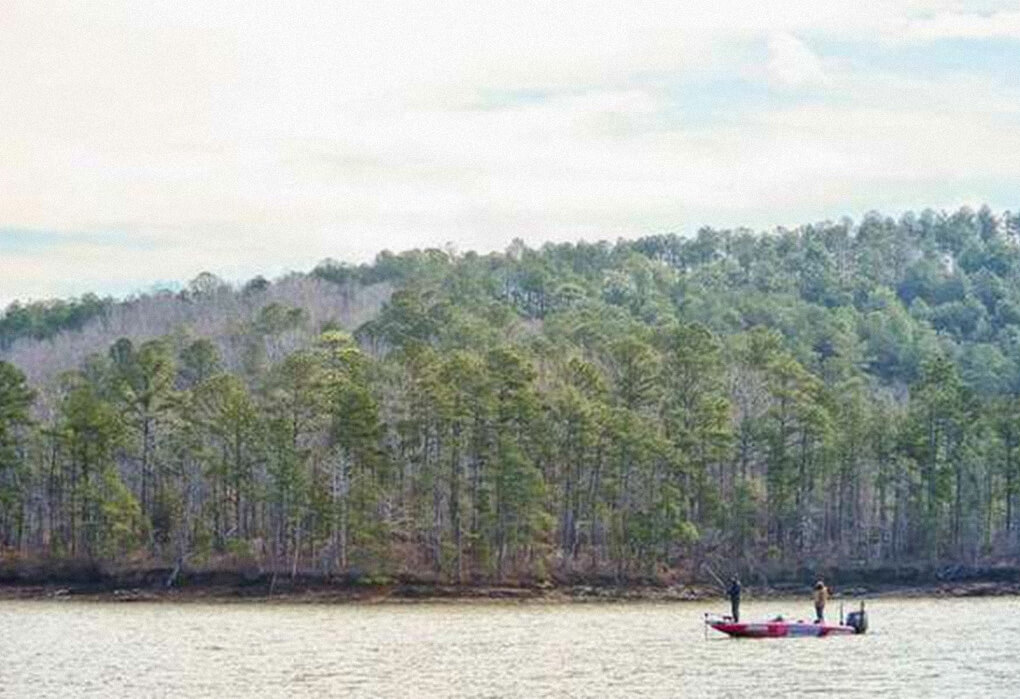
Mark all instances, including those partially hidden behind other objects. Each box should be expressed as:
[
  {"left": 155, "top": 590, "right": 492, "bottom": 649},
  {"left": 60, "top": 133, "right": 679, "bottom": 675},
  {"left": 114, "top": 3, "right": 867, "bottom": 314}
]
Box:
[{"left": 3, "top": 1, "right": 1020, "bottom": 304}]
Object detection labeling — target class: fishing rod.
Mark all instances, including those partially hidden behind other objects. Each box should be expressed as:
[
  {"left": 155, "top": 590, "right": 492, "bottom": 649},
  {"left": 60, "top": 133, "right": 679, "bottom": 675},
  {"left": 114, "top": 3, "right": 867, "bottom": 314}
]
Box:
[
  {"left": 701, "top": 562, "right": 728, "bottom": 592},
  {"left": 700, "top": 563, "right": 725, "bottom": 642}
]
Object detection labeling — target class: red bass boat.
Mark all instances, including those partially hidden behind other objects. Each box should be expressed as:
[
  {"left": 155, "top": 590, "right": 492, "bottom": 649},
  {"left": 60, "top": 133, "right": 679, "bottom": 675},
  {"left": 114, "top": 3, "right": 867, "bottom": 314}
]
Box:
[{"left": 706, "top": 603, "right": 868, "bottom": 638}]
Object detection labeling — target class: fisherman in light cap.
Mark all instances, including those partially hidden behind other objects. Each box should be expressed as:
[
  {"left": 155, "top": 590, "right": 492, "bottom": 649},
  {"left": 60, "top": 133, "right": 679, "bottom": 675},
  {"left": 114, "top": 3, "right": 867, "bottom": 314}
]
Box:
[{"left": 813, "top": 580, "right": 828, "bottom": 623}]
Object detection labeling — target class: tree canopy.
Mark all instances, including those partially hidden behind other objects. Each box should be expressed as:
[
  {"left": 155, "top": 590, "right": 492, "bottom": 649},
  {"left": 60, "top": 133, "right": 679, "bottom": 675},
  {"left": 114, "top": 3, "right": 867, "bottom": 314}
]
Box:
[{"left": 3, "top": 206, "right": 1020, "bottom": 582}]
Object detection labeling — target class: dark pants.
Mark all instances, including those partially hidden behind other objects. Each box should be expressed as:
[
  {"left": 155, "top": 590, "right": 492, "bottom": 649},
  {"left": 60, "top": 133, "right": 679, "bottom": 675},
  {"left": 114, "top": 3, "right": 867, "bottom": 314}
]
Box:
[
  {"left": 815, "top": 604, "right": 824, "bottom": 622},
  {"left": 731, "top": 599, "right": 740, "bottom": 622}
]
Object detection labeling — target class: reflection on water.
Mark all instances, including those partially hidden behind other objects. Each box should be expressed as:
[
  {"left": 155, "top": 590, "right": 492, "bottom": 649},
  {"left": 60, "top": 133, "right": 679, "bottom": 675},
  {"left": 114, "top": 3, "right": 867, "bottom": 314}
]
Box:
[{"left": 1, "top": 596, "right": 1017, "bottom": 697}]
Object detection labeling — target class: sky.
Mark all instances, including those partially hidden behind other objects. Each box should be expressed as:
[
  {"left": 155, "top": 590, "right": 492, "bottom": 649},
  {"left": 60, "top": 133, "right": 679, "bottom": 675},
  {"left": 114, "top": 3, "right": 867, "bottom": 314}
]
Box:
[{"left": 3, "top": 1, "right": 1020, "bottom": 305}]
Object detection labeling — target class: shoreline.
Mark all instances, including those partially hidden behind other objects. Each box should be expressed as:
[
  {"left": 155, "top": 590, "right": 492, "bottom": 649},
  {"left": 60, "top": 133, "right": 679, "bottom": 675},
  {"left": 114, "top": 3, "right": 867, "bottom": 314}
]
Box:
[{"left": 2, "top": 579, "right": 1018, "bottom": 604}]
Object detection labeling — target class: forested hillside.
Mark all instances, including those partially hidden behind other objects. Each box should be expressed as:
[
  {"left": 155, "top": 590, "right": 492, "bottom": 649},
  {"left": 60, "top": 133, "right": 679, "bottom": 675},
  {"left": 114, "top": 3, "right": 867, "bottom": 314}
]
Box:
[{"left": 4, "top": 206, "right": 1020, "bottom": 585}]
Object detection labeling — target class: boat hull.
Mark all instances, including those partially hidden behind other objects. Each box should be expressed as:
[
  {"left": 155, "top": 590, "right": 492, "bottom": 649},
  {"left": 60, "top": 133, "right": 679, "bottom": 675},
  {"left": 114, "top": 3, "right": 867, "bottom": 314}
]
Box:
[{"left": 710, "top": 620, "right": 856, "bottom": 638}]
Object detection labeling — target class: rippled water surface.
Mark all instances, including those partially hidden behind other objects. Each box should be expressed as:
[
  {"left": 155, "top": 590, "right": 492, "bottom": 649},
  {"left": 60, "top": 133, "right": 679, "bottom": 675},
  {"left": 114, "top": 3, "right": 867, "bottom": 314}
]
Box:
[{"left": 1, "top": 596, "right": 1018, "bottom": 697}]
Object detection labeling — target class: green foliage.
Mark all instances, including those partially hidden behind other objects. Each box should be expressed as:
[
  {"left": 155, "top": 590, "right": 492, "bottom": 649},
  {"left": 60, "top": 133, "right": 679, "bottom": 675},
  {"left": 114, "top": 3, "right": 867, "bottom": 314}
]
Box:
[
  {"left": 178, "top": 339, "right": 221, "bottom": 388},
  {"left": 8, "top": 206, "right": 1020, "bottom": 578},
  {"left": 0, "top": 294, "right": 110, "bottom": 349},
  {"left": 0, "top": 362, "right": 34, "bottom": 545},
  {"left": 99, "top": 467, "right": 146, "bottom": 557}
]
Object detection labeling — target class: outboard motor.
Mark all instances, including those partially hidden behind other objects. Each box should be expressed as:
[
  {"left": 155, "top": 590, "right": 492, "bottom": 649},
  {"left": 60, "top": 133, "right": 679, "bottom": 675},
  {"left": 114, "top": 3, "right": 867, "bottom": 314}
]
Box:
[{"left": 845, "top": 602, "right": 868, "bottom": 634}]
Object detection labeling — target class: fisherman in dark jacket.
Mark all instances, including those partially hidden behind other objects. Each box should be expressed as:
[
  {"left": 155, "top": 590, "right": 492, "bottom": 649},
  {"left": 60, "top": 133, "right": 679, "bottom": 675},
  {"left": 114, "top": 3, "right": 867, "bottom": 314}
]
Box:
[{"left": 727, "top": 578, "right": 741, "bottom": 622}]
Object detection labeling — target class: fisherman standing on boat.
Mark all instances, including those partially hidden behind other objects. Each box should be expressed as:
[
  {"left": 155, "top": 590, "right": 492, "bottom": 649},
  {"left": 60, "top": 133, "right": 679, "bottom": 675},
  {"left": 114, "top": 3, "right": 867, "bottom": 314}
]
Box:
[
  {"left": 813, "top": 580, "right": 828, "bottom": 622},
  {"left": 727, "top": 577, "right": 741, "bottom": 622}
]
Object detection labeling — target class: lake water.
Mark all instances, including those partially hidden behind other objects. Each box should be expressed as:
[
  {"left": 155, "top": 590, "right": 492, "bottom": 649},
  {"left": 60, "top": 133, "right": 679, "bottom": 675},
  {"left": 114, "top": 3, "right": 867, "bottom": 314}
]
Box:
[{"left": 0, "top": 596, "right": 1017, "bottom": 697}]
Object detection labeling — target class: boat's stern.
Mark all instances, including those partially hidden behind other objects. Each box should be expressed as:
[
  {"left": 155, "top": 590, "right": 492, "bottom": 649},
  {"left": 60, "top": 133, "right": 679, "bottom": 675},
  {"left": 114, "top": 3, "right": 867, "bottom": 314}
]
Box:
[{"left": 845, "top": 602, "right": 868, "bottom": 634}]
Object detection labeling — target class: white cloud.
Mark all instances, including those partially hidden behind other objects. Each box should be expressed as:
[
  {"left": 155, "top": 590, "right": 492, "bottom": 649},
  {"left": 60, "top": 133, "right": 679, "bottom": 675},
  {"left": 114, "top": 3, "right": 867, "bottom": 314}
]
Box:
[
  {"left": 900, "top": 10, "right": 1020, "bottom": 41},
  {"left": 1, "top": 1, "right": 1020, "bottom": 304},
  {"left": 767, "top": 34, "right": 831, "bottom": 89}
]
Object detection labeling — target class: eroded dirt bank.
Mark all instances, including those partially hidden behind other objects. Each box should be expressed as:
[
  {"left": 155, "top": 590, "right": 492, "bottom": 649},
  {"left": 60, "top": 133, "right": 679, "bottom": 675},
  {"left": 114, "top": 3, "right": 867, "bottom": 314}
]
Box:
[{"left": 2, "top": 560, "right": 1018, "bottom": 603}]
